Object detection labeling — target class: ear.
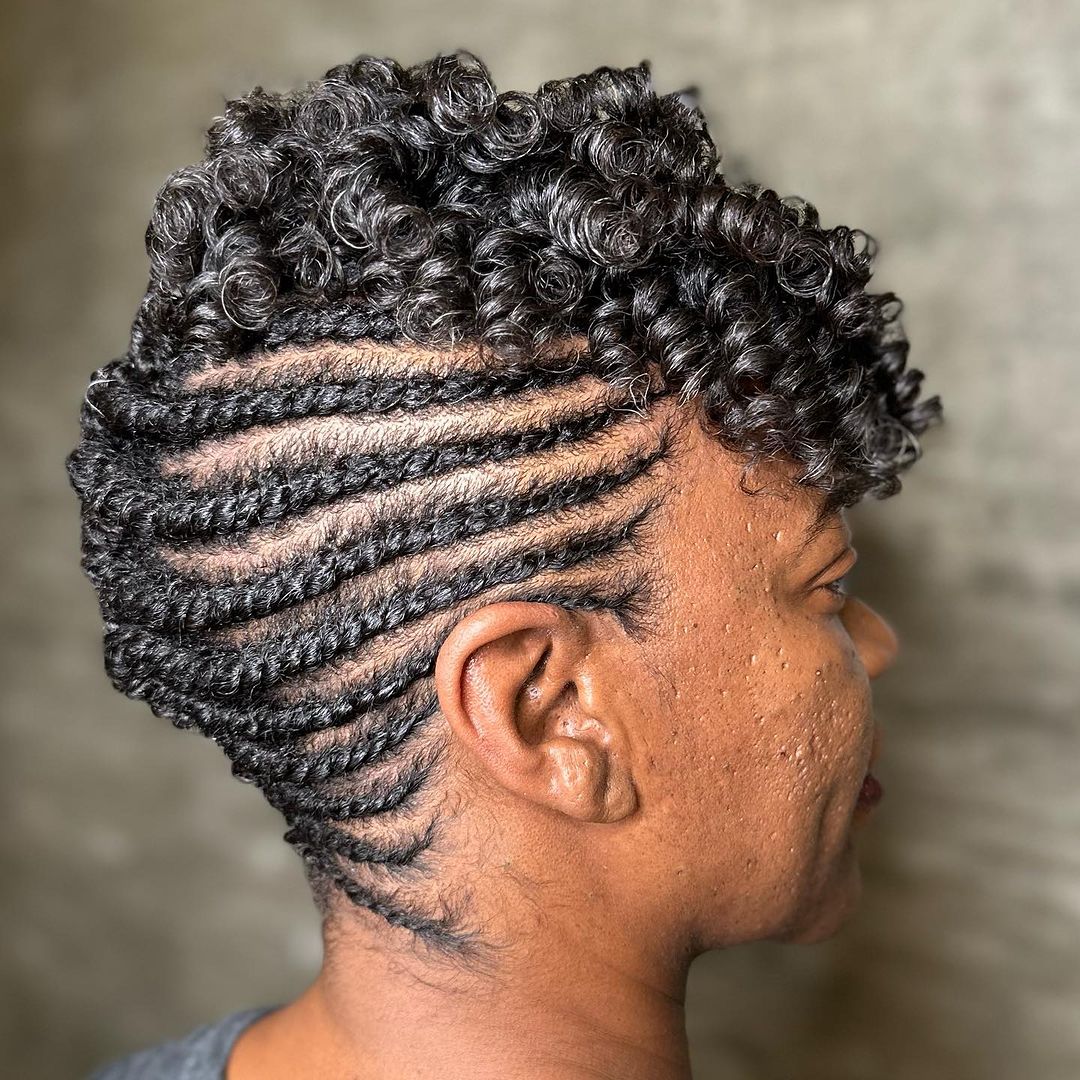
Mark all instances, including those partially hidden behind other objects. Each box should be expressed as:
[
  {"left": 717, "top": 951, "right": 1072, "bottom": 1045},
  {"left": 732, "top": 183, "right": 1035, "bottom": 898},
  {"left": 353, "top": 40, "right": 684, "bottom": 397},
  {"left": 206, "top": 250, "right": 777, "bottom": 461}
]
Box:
[{"left": 434, "top": 602, "right": 637, "bottom": 823}]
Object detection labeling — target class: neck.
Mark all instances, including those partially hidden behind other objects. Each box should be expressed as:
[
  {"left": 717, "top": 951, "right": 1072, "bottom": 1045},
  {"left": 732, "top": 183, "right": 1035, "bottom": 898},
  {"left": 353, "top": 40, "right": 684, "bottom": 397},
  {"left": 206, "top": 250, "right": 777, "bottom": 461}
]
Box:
[{"left": 229, "top": 901, "right": 693, "bottom": 1080}]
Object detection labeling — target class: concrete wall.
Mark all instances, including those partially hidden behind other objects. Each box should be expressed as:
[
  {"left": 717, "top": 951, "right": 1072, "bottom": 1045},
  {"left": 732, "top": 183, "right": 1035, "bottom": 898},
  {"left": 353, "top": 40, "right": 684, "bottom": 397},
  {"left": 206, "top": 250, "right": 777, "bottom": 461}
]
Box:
[{"left": 3, "top": 1, "right": 1077, "bottom": 1076}]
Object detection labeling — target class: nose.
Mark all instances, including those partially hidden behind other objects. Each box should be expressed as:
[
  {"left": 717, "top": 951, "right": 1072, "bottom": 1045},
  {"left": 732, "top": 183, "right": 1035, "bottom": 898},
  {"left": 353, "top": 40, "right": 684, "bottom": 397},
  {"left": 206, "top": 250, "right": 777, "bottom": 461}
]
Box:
[{"left": 839, "top": 596, "right": 900, "bottom": 680}]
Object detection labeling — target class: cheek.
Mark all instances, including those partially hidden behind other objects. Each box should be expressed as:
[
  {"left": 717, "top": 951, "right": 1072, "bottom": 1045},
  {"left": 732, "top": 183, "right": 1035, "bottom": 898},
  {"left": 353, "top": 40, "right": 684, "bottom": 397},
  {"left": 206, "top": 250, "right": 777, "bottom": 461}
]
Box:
[
  {"left": 747, "top": 617, "right": 872, "bottom": 782},
  {"left": 628, "top": 517, "right": 875, "bottom": 935},
  {"left": 673, "top": 609, "right": 873, "bottom": 894},
  {"left": 740, "top": 620, "right": 870, "bottom": 814}
]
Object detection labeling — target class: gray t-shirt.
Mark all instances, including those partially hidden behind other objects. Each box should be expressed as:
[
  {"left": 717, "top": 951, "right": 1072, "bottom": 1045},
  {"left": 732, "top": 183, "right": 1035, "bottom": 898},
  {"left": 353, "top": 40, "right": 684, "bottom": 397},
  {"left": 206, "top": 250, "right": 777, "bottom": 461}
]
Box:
[{"left": 86, "top": 1006, "right": 279, "bottom": 1079}]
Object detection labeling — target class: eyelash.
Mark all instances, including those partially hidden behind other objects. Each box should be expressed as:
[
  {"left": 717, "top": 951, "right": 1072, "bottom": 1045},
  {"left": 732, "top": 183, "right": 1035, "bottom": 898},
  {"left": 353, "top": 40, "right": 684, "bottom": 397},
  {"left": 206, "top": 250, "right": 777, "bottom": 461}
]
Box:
[{"left": 820, "top": 574, "right": 850, "bottom": 600}]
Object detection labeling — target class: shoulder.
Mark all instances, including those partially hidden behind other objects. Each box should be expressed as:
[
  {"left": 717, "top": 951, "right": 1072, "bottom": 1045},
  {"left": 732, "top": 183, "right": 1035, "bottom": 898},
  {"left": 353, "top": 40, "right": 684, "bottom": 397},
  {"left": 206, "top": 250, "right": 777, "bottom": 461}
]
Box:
[{"left": 86, "top": 1006, "right": 279, "bottom": 1080}]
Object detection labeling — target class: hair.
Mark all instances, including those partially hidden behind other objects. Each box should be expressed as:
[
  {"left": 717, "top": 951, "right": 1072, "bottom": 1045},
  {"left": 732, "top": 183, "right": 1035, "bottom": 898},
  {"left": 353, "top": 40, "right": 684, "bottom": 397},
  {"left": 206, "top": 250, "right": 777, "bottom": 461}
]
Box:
[{"left": 66, "top": 49, "right": 942, "bottom": 960}]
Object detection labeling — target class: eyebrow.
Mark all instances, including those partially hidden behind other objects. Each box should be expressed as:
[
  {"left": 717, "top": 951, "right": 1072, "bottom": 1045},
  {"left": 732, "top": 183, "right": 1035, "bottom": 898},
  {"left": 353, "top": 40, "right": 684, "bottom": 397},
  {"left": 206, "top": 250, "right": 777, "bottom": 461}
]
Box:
[{"left": 794, "top": 499, "right": 846, "bottom": 559}]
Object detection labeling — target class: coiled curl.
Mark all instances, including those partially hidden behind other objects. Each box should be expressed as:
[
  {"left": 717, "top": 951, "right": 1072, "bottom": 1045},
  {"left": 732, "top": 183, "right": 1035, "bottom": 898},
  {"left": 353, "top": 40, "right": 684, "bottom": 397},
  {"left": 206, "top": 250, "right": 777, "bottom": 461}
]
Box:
[{"left": 121, "top": 50, "right": 939, "bottom": 502}]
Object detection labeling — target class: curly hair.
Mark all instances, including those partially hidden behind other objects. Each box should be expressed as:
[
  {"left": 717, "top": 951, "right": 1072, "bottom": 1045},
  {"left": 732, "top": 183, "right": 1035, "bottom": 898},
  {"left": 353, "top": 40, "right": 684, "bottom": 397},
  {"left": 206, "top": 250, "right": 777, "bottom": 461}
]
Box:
[{"left": 65, "top": 49, "right": 942, "bottom": 958}]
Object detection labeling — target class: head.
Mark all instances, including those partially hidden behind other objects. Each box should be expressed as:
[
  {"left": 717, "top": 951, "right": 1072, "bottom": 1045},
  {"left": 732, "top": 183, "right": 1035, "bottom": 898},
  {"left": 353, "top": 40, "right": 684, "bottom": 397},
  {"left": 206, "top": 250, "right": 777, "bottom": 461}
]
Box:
[{"left": 67, "top": 51, "right": 940, "bottom": 970}]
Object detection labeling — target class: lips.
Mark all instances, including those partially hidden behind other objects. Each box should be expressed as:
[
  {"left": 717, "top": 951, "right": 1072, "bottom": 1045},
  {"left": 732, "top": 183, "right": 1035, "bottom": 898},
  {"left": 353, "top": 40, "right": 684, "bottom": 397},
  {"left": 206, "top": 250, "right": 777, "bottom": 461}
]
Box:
[
  {"left": 856, "top": 772, "right": 883, "bottom": 809},
  {"left": 854, "top": 727, "right": 884, "bottom": 815}
]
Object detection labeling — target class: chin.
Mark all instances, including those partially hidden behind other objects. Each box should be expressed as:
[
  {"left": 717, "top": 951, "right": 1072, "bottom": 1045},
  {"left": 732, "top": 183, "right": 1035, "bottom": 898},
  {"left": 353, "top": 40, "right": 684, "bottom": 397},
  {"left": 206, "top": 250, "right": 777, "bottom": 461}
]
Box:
[{"left": 777, "top": 850, "right": 864, "bottom": 945}]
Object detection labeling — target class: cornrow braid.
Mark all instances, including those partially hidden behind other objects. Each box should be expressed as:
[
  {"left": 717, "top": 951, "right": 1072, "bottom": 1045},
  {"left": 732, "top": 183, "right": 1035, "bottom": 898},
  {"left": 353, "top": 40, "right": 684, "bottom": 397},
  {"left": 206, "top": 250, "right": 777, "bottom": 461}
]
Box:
[{"left": 66, "top": 48, "right": 942, "bottom": 957}]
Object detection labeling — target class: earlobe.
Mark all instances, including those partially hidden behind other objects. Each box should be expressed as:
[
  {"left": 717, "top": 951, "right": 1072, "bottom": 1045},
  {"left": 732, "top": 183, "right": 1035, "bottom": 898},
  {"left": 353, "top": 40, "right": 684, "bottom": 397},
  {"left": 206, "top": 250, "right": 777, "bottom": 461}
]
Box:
[
  {"left": 434, "top": 602, "right": 638, "bottom": 824},
  {"left": 542, "top": 734, "right": 638, "bottom": 823}
]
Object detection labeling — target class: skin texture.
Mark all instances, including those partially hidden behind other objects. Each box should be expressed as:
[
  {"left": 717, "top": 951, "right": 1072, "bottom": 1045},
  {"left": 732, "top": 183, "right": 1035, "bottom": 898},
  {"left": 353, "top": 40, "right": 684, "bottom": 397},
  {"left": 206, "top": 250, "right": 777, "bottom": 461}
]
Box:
[{"left": 226, "top": 396, "right": 899, "bottom": 1080}]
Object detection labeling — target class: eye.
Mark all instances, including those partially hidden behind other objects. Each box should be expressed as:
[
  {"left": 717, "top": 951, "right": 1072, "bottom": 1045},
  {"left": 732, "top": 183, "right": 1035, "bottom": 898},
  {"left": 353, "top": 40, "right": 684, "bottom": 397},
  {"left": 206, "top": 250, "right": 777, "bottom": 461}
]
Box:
[{"left": 810, "top": 546, "right": 857, "bottom": 605}]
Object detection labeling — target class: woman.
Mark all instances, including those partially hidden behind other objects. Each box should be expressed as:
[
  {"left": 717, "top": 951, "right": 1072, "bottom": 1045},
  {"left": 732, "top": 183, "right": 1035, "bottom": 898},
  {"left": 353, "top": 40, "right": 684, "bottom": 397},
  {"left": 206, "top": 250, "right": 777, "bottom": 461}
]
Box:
[{"left": 70, "top": 48, "right": 941, "bottom": 1079}]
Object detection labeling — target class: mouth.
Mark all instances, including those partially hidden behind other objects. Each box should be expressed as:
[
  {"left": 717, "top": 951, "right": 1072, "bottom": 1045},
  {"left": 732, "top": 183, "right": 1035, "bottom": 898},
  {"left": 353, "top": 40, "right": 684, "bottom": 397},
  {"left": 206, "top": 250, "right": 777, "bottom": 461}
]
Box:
[
  {"left": 854, "top": 727, "right": 884, "bottom": 816},
  {"left": 855, "top": 771, "right": 883, "bottom": 813}
]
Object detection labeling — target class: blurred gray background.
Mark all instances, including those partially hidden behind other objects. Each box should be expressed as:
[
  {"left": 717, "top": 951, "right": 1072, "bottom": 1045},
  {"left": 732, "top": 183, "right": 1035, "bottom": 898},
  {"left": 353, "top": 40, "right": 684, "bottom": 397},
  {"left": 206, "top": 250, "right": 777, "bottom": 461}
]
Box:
[{"left": 3, "top": 1, "right": 1077, "bottom": 1077}]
